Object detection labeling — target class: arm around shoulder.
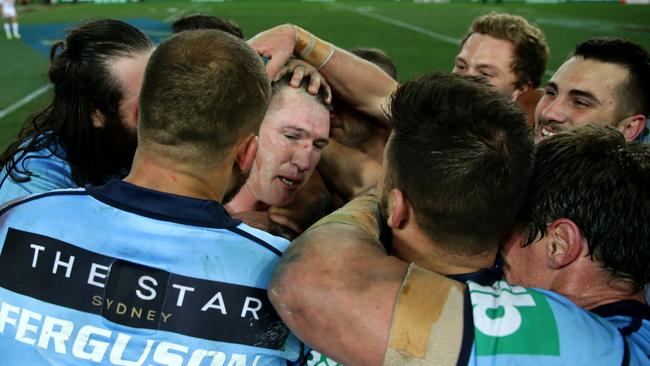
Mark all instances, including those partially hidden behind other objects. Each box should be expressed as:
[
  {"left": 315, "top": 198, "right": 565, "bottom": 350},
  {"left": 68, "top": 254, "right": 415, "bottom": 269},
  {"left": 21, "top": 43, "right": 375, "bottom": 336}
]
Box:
[{"left": 269, "top": 223, "right": 408, "bottom": 366}]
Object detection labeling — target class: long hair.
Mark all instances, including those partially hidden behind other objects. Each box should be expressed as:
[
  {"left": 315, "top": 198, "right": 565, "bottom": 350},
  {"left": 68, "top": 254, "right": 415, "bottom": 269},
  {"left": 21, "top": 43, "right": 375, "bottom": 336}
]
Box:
[{"left": 0, "top": 19, "right": 153, "bottom": 186}]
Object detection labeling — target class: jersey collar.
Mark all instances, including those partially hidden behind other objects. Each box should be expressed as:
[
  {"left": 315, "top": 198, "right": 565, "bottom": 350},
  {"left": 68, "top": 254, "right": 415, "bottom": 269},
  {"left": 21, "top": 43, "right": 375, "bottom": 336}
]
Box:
[
  {"left": 86, "top": 179, "right": 240, "bottom": 228},
  {"left": 591, "top": 300, "right": 650, "bottom": 322}
]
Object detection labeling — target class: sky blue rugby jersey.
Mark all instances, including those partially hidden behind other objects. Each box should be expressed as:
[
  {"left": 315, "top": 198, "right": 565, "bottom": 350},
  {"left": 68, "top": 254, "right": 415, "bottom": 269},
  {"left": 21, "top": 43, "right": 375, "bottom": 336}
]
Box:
[
  {"left": 462, "top": 281, "right": 650, "bottom": 365},
  {"left": 310, "top": 278, "right": 650, "bottom": 366},
  {"left": 0, "top": 137, "right": 75, "bottom": 205},
  {"left": 0, "top": 179, "right": 305, "bottom": 365},
  {"left": 307, "top": 260, "right": 506, "bottom": 366}
]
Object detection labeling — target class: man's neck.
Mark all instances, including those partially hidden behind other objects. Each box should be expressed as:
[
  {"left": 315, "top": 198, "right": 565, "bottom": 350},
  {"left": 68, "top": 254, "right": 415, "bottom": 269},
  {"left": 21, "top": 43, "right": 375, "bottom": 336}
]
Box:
[
  {"left": 124, "top": 150, "right": 227, "bottom": 203},
  {"left": 225, "top": 183, "right": 270, "bottom": 213},
  {"left": 391, "top": 231, "right": 498, "bottom": 277},
  {"left": 550, "top": 264, "right": 647, "bottom": 310}
]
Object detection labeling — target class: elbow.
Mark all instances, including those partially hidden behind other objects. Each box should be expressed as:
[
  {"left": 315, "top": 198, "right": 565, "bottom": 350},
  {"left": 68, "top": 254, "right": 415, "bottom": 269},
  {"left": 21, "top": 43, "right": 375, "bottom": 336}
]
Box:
[{"left": 268, "top": 260, "right": 310, "bottom": 322}]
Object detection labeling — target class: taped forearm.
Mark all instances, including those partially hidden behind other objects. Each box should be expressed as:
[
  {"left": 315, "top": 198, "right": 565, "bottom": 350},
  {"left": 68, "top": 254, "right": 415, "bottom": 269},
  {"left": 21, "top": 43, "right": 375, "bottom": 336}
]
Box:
[
  {"left": 289, "top": 25, "right": 395, "bottom": 123},
  {"left": 293, "top": 25, "right": 335, "bottom": 69},
  {"left": 307, "top": 194, "right": 382, "bottom": 240}
]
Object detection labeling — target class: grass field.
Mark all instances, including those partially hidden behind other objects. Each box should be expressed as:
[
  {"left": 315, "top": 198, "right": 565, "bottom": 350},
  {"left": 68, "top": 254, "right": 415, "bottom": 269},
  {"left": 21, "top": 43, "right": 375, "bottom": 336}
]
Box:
[{"left": 1, "top": 0, "right": 649, "bottom": 151}]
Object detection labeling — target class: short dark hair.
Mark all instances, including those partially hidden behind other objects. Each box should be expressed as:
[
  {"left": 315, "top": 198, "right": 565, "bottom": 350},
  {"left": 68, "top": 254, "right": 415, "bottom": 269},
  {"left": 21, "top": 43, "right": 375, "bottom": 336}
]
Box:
[
  {"left": 0, "top": 19, "right": 153, "bottom": 186},
  {"left": 520, "top": 125, "right": 650, "bottom": 292},
  {"left": 271, "top": 71, "right": 329, "bottom": 109},
  {"left": 461, "top": 12, "right": 549, "bottom": 89},
  {"left": 386, "top": 72, "right": 533, "bottom": 254},
  {"left": 572, "top": 37, "right": 650, "bottom": 119},
  {"left": 138, "top": 30, "right": 270, "bottom": 166},
  {"left": 171, "top": 13, "right": 245, "bottom": 39},
  {"left": 349, "top": 47, "right": 399, "bottom": 81}
]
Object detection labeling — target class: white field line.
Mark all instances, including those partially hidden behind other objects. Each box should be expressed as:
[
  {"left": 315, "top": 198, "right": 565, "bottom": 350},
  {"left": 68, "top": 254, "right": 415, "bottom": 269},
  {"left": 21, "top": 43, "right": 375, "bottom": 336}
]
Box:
[
  {"left": 0, "top": 3, "right": 202, "bottom": 122},
  {"left": 0, "top": 84, "right": 52, "bottom": 121},
  {"left": 163, "top": 2, "right": 203, "bottom": 23},
  {"left": 330, "top": 3, "right": 461, "bottom": 45}
]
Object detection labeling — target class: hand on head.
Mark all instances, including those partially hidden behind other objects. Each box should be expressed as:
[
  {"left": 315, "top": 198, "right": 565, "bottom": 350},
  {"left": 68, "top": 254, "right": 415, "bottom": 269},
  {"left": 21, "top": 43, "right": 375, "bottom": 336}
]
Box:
[
  {"left": 275, "top": 58, "right": 332, "bottom": 104},
  {"left": 248, "top": 24, "right": 297, "bottom": 80}
]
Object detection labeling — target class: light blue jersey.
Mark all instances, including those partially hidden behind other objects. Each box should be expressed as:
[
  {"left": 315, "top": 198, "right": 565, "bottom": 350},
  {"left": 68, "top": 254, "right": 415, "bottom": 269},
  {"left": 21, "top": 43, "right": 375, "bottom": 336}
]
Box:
[
  {"left": 463, "top": 281, "right": 650, "bottom": 365},
  {"left": 0, "top": 180, "right": 305, "bottom": 365},
  {"left": 0, "top": 137, "right": 75, "bottom": 204}
]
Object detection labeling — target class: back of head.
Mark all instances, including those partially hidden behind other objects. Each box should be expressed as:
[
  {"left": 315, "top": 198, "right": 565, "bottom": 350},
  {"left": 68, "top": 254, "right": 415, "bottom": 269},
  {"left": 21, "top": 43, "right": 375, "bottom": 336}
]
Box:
[
  {"left": 463, "top": 12, "right": 548, "bottom": 89},
  {"left": 571, "top": 37, "right": 650, "bottom": 119},
  {"left": 0, "top": 18, "right": 153, "bottom": 186},
  {"left": 138, "top": 29, "right": 270, "bottom": 168},
  {"left": 349, "top": 47, "right": 399, "bottom": 81},
  {"left": 521, "top": 125, "right": 649, "bottom": 292},
  {"left": 171, "top": 13, "right": 245, "bottom": 39},
  {"left": 387, "top": 71, "right": 532, "bottom": 254}
]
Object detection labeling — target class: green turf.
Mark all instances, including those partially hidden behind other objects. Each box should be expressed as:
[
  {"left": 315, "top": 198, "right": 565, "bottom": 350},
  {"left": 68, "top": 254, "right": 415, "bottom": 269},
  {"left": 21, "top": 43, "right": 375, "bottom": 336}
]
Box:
[{"left": 2, "top": 0, "right": 649, "bottom": 151}]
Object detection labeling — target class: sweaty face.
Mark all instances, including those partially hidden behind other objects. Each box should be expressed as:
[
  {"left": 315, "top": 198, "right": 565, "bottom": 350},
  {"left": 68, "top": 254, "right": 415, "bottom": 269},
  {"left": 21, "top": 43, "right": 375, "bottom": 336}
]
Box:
[
  {"left": 534, "top": 57, "right": 628, "bottom": 143},
  {"left": 247, "top": 87, "right": 330, "bottom": 208},
  {"left": 453, "top": 33, "right": 520, "bottom": 99}
]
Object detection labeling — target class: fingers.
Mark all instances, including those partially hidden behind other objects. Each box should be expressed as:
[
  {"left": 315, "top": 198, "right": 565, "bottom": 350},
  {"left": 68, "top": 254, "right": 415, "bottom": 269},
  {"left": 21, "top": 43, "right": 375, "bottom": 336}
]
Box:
[
  {"left": 269, "top": 212, "right": 304, "bottom": 235},
  {"left": 290, "top": 66, "right": 305, "bottom": 87},
  {"left": 274, "top": 64, "right": 291, "bottom": 82},
  {"left": 307, "top": 74, "right": 321, "bottom": 94},
  {"left": 310, "top": 75, "right": 332, "bottom": 104},
  {"left": 264, "top": 52, "right": 292, "bottom": 80},
  {"left": 274, "top": 59, "right": 332, "bottom": 104},
  {"left": 248, "top": 24, "right": 297, "bottom": 80}
]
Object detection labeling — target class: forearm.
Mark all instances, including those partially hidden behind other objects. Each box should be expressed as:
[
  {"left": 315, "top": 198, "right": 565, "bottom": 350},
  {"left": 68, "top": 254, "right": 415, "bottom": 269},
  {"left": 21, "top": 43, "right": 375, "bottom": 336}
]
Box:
[
  {"left": 249, "top": 24, "right": 397, "bottom": 124},
  {"left": 269, "top": 196, "right": 407, "bottom": 365},
  {"left": 318, "top": 141, "right": 381, "bottom": 201},
  {"left": 317, "top": 46, "right": 396, "bottom": 124}
]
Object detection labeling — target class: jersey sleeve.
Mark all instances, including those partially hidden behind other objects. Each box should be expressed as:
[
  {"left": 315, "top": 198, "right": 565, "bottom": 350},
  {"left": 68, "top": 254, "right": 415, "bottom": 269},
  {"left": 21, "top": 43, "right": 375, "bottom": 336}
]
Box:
[
  {"left": 0, "top": 151, "right": 75, "bottom": 204},
  {"left": 467, "top": 281, "right": 629, "bottom": 365}
]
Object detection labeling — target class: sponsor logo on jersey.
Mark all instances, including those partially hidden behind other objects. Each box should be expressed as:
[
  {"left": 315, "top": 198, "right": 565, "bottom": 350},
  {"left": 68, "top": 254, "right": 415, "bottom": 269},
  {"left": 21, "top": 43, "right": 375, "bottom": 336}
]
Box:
[
  {"left": 0, "top": 228, "right": 289, "bottom": 349},
  {"left": 306, "top": 350, "right": 341, "bottom": 366},
  {"left": 469, "top": 280, "right": 560, "bottom": 356}
]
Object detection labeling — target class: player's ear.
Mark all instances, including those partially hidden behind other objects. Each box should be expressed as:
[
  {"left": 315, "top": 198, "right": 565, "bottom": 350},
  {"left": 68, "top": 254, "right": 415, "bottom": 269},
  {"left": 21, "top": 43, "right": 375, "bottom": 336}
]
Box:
[
  {"left": 616, "top": 114, "right": 646, "bottom": 141},
  {"left": 236, "top": 135, "right": 258, "bottom": 173},
  {"left": 386, "top": 188, "right": 408, "bottom": 230},
  {"left": 545, "top": 218, "right": 583, "bottom": 269},
  {"left": 512, "top": 81, "right": 533, "bottom": 101}
]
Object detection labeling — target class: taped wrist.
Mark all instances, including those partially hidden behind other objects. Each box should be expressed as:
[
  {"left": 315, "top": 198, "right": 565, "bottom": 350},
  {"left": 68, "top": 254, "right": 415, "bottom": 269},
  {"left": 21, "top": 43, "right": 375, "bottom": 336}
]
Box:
[
  {"left": 307, "top": 194, "right": 382, "bottom": 239},
  {"left": 293, "top": 25, "right": 335, "bottom": 70}
]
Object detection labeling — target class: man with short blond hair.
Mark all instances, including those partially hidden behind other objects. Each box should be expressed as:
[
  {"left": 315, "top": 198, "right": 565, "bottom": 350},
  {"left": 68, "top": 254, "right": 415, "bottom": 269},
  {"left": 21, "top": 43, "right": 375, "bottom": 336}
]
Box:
[{"left": 454, "top": 12, "right": 548, "bottom": 100}]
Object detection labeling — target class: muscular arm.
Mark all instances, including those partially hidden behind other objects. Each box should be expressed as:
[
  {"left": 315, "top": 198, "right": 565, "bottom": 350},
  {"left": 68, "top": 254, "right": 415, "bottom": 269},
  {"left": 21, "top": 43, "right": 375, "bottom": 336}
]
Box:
[
  {"left": 268, "top": 196, "right": 408, "bottom": 366},
  {"left": 318, "top": 47, "right": 395, "bottom": 124},
  {"left": 318, "top": 140, "right": 381, "bottom": 201},
  {"left": 249, "top": 24, "right": 397, "bottom": 124}
]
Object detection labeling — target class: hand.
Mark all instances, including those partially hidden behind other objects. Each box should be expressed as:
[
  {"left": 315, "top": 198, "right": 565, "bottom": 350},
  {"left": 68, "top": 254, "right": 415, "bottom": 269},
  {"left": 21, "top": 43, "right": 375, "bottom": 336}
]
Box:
[
  {"left": 248, "top": 24, "right": 297, "bottom": 80},
  {"left": 231, "top": 209, "right": 303, "bottom": 241},
  {"left": 275, "top": 58, "right": 332, "bottom": 104},
  {"left": 269, "top": 207, "right": 304, "bottom": 240}
]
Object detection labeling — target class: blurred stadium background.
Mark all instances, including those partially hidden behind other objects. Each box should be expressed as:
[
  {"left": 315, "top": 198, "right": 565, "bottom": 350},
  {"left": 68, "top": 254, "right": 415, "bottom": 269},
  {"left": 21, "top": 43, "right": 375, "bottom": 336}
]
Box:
[{"left": 1, "top": 0, "right": 649, "bottom": 150}]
